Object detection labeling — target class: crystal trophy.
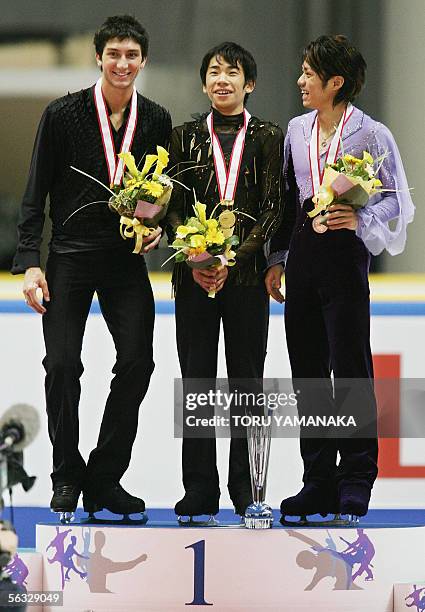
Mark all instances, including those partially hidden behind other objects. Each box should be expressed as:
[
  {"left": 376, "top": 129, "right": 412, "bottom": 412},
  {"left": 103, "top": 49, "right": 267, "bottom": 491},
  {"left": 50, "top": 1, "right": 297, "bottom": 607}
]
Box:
[{"left": 244, "top": 417, "right": 273, "bottom": 529}]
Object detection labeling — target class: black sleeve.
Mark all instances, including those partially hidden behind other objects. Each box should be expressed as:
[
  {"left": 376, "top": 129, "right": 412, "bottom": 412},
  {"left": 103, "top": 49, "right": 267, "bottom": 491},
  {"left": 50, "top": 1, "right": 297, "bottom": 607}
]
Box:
[
  {"left": 268, "top": 150, "right": 297, "bottom": 257},
  {"left": 11, "top": 106, "right": 57, "bottom": 274},
  {"left": 231, "top": 125, "right": 284, "bottom": 272},
  {"left": 162, "top": 110, "right": 172, "bottom": 149},
  {"left": 163, "top": 126, "right": 187, "bottom": 243}
]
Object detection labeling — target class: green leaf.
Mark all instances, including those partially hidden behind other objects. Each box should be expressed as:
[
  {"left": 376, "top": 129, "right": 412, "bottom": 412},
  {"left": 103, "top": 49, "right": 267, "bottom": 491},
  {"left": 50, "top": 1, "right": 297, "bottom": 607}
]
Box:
[
  {"left": 226, "top": 235, "right": 240, "bottom": 247},
  {"left": 172, "top": 238, "right": 188, "bottom": 248},
  {"left": 185, "top": 218, "right": 205, "bottom": 233}
]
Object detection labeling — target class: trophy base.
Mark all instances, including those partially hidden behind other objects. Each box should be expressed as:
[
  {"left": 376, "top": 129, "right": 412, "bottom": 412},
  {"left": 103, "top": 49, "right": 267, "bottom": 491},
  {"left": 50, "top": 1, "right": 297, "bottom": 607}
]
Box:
[
  {"left": 244, "top": 502, "right": 274, "bottom": 530},
  {"left": 244, "top": 516, "right": 273, "bottom": 529},
  {"left": 177, "top": 515, "right": 219, "bottom": 527},
  {"left": 280, "top": 512, "right": 360, "bottom": 527}
]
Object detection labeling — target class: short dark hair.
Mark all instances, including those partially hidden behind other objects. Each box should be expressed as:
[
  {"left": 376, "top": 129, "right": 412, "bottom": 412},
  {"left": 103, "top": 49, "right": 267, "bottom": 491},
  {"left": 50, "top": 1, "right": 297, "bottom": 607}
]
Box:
[
  {"left": 93, "top": 15, "right": 149, "bottom": 59},
  {"left": 303, "top": 35, "right": 366, "bottom": 106},
  {"left": 200, "top": 42, "right": 257, "bottom": 102}
]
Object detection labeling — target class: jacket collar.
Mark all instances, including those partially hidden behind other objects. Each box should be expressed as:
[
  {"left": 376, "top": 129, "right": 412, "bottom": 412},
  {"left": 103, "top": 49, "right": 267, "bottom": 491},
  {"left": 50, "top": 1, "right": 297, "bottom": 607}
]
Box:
[{"left": 302, "top": 105, "right": 364, "bottom": 144}]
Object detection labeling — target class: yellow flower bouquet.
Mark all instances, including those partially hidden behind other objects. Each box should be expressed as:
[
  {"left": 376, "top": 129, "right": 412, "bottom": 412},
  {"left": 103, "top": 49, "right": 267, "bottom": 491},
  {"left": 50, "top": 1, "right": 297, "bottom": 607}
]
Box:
[
  {"left": 164, "top": 202, "right": 239, "bottom": 298},
  {"left": 309, "top": 150, "right": 386, "bottom": 225},
  {"left": 67, "top": 146, "right": 174, "bottom": 254},
  {"left": 111, "top": 147, "right": 173, "bottom": 253}
]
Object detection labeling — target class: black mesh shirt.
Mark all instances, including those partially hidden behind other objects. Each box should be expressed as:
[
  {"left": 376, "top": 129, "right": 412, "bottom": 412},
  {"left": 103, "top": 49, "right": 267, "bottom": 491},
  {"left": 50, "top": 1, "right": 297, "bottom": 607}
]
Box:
[
  {"left": 12, "top": 86, "right": 171, "bottom": 274},
  {"left": 165, "top": 109, "right": 284, "bottom": 289}
]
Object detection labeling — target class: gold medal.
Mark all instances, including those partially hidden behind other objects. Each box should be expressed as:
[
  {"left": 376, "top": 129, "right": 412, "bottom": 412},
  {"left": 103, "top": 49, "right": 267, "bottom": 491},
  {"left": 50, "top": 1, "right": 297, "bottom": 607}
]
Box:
[
  {"left": 222, "top": 227, "right": 234, "bottom": 239},
  {"left": 220, "top": 199, "right": 234, "bottom": 209},
  {"left": 312, "top": 214, "right": 328, "bottom": 234},
  {"left": 218, "top": 209, "right": 236, "bottom": 230}
]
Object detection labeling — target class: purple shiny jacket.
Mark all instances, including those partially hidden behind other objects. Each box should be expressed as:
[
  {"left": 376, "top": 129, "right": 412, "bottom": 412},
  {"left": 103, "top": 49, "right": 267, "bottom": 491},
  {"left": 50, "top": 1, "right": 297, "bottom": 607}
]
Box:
[{"left": 270, "top": 106, "right": 414, "bottom": 264}]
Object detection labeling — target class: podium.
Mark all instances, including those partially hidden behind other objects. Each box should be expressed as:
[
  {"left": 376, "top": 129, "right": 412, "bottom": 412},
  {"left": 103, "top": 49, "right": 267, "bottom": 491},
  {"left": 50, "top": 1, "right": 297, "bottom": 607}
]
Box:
[{"left": 32, "top": 519, "right": 425, "bottom": 611}]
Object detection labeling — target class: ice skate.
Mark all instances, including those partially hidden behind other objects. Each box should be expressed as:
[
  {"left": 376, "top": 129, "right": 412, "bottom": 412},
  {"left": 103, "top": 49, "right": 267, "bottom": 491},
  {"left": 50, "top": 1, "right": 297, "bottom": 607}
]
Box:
[
  {"left": 83, "top": 483, "right": 148, "bottom": 525},
  {"left": 175, "top": 491, "right": 219, "bottom": 526}
]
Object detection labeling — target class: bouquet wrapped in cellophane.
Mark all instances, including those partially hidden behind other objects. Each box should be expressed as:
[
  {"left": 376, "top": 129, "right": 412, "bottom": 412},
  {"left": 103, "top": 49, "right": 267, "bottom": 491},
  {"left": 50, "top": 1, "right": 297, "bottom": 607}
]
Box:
[
  {"left": 309, "top": 150, "right": 386, "bottom": 225},
  {"left": 111, "top": 146, "right": 172, "bottom": 253},
  {"left": 164, "top": 201, "right": 239, "bottom": 298},
  {"left": 68, "top": 146, "right": 173, "bottom": 254}
]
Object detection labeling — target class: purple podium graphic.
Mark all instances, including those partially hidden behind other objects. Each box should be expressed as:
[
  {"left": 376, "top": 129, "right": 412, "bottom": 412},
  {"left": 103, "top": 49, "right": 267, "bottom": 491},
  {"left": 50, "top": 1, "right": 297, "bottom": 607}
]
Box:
[
  {"left": 339, "top": 528, "right": 375, "bottom": 582},
  {"left": 405, "top": 585, "right": 425, "bottom": 611},
  {"left": 288, "top": 528, "right": 376, "bottom": 590},
  {"left": 5, "top": 553, "right": 30, "bottom": 587},
  {"left": 46, "top": 527, "right": 87, "bottom": 589},
  {"left": 45, "top": 526, "right": 148, "bottom": 593}
]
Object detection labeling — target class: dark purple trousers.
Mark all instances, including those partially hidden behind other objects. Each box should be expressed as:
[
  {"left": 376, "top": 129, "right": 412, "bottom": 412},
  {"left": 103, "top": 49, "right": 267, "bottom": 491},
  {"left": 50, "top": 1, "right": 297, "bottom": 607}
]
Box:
[{"left": 284, "top": 213, "right": 378, "bottom": 491}]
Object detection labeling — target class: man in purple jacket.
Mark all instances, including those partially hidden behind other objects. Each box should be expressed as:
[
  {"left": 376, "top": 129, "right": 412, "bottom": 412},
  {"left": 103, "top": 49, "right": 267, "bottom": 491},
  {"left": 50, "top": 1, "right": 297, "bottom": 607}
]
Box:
[{"left": 266, "top": 35, "right": 414, "bottom": 524}]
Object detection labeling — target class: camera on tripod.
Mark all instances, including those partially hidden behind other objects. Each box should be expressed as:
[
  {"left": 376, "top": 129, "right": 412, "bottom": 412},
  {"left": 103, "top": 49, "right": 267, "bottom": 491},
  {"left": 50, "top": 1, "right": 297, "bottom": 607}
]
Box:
[{"left": 0, "top": 404, "right": 39, "bottom": 611}]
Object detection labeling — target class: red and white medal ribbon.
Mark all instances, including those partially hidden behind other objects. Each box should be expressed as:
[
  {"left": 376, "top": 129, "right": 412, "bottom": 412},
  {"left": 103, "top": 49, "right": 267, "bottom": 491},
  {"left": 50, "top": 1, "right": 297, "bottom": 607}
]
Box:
[
  {"left": 206, "top": 109, "right": 251, "bottom": 202},
  {"left": 309, "top": 102, "right": 353, "bottom": 196},
  {"left": 94, "top": 78, "right": 138, "bottom": 186}
]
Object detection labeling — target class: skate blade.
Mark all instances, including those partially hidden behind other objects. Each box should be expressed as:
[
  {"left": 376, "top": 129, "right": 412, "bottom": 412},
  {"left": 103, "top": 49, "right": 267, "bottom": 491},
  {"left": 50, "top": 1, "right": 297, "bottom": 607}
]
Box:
[
  {"left": 280, "top": 513, "right": 359, "bottom": 527},
  {"left": 177, "top": 515, "right": 218, "bottom": 527},
  {"left": 82, "top": 511, "right": 148, "bottom": 525},
  {"left": 52, "top": 511, "right": 75, "bottom": 524}
]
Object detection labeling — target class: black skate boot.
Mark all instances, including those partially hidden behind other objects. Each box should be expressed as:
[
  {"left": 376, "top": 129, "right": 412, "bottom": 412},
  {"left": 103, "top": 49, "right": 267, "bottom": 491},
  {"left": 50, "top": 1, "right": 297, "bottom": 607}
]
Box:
[
  {"left": 175, "top": 490, "right": 220, "bottom": 526},
  {"left": 339, "top": 482, "right": 371, "bottom": 524},
  {"left": 230, "top": 488, "right": 253, "bottom": 518},
  {"left": 280, "top": 482, "right": 343, "bottom": 526},
  {"left": 83, "top": 483, "right": 147, "bottom": 524},
  {"left": 50, "top": 484, "right": 81, "bottom": 524}
]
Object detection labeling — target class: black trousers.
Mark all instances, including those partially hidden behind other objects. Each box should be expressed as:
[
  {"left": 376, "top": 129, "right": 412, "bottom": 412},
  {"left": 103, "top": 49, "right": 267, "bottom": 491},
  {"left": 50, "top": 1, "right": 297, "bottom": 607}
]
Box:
[
  {"left": 43, "top": 247, "right": 155, "bottom": 489},
  {"left": 284, "top": 218, "right": 378, "bottom": 491},
  {"left": 175, "top": 274, "right": 269, "bottom": 500}
]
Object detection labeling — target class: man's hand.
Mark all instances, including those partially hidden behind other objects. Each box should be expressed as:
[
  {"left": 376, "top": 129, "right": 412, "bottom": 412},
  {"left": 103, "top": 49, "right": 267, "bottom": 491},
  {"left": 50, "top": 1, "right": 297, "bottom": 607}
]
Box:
[
  {"left": 265, "top": 264, "right": 285, "bottom": 303},
  {"left": 23, "top": 267, "right": 50, "bottom": 314},
  {"left": 142, "top": 226, "right": 162, "bottom": 253},
  {"left": 193, "top": 265, "right": 228, "bottom": 294},
  {"left": 326, "top": 204, "right": 358, "bottom": 231}
]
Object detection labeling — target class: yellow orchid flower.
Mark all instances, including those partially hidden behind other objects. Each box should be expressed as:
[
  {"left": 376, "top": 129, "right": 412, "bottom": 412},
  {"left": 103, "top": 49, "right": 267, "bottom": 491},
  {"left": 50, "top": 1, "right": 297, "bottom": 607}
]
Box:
[
  {"left": 176, "top": 225, "right": 199, "bottom": 239},
  {"left": 205, "top": 218, "right": 219, "bottom": 230},
  {"left": 224, "top": 246, "right": 236, "bottom": 262},
  {"left": 143, "top": 180, "right": 164, "bottom": 198},
  {"left": 189, "top": 234, "right": 206, "bottom": 250},
  {"left": 118, "top": 152, "right": 139, "bottom": 178},
  {"left": 153, "top": 146, "right": 169, "bottom": 178},
  {"left": 140, "top": 154, "right": 157, "bottom": 179},
  {"left": 362, "top": 151, "right": 374, "bottom": 164},
  {"left": 194, "top": 202, "right": 207, "bottom": 226}
]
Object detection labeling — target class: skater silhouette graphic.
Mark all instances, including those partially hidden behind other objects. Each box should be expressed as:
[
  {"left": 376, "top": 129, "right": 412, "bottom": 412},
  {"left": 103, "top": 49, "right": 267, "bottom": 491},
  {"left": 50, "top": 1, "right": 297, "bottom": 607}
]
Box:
[
  {"left": 85, "top": 530, "right": 147, "bottom": 593},
  {"left": 405, "top": 584, "right": 425, "bottom": 611},
  {"left": 46, "top": 526, "right": 73, "bottom": 589},
  {"left": 63, "top": 535, "right": 88, "bottom": 582},
  {"left": 287, "top": 530, "right": 362, "bottom": 590},
  {"left": 5, "top": 554, "right": 29, "bottom": 587},
  {"left": 340, "top": 528, "right": 375, "bottom": 581},
  {"left": 78, "top": 526, "right": 91, "bottom": 576}
]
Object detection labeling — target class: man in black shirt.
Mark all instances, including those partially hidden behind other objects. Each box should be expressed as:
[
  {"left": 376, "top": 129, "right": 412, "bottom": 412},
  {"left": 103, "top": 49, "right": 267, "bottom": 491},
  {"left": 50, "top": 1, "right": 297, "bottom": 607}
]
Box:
[
  {"left": 12, "top": 15, "right": 171, "bottom": 521},
  {"left": 166, "top": 42, "right": 283, "bottom": 521}
]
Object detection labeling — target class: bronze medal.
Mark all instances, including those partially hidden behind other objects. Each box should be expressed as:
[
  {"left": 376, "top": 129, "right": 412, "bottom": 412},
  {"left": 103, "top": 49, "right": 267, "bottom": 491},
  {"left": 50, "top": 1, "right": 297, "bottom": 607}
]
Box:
[{"left": 312, "top": 215, "right": 328, "bottom": 234}]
